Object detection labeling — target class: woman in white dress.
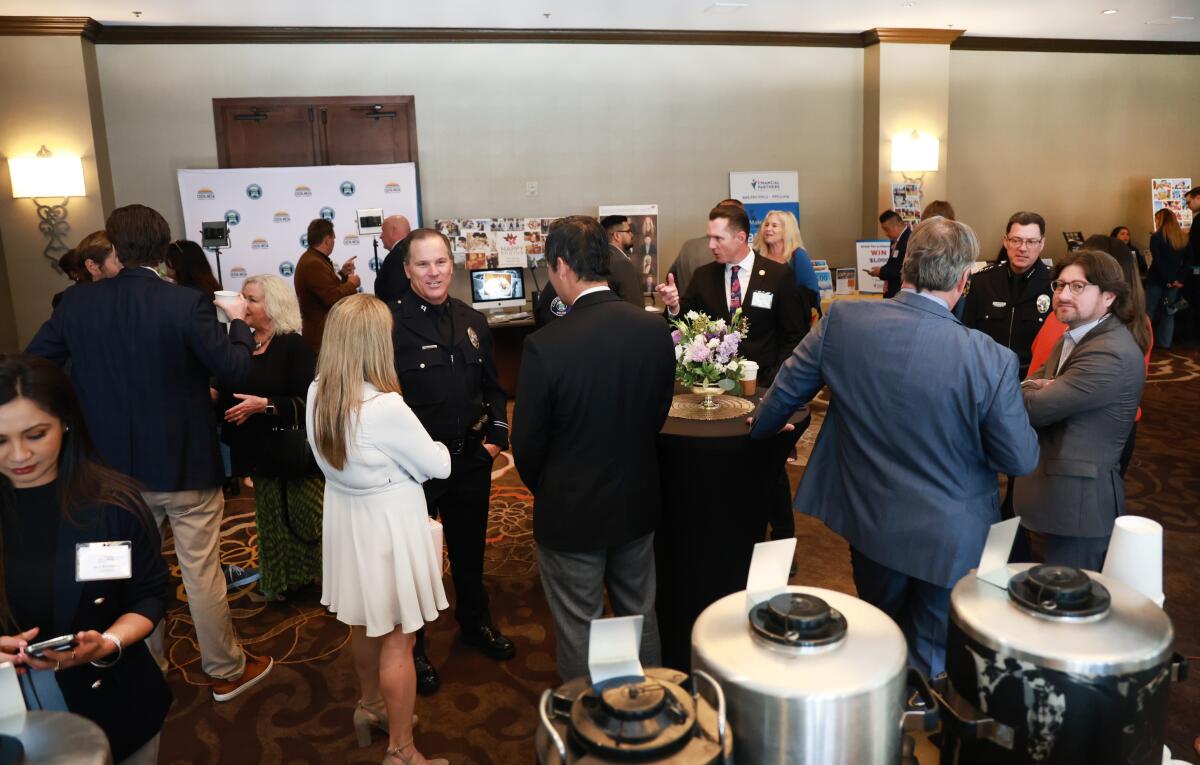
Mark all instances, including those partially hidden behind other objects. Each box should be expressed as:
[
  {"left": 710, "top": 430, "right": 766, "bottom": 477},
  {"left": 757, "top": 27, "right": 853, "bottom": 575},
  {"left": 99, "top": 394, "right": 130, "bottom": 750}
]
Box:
[{"left": 307, "top": 294, "right": 451, "bottom": 765}]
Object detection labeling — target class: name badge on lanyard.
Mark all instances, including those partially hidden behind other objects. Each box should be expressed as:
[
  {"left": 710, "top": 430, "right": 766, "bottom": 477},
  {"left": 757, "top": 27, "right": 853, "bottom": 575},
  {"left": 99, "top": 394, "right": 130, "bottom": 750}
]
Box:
[
  {"left": 750, "top": 291, "right": 774, "bottom": 309},
  {"left": 76, "top": 541, "right": 133, "bottom": 581}
]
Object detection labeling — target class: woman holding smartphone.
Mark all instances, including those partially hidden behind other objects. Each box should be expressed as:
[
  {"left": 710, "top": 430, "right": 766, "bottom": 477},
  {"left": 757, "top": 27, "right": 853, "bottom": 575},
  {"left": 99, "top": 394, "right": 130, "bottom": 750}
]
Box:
[{"left": 0, "top": 355, "right": 170, "bottom": 764}]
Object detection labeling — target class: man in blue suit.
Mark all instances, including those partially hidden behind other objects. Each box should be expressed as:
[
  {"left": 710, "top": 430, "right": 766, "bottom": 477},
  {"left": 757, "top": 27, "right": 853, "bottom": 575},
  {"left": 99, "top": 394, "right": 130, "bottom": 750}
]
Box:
[
  {"left": 28, "top": 204, "right": 274, "bottom": 701},
  {"left": 750, "top": 216, "right": 1039, "bottom": 676}
]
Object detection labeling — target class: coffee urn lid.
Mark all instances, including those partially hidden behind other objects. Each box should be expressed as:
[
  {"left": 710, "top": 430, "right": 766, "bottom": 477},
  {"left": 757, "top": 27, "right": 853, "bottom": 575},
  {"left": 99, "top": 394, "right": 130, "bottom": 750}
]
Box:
[
  {"left": 950, "top": 563, "right": 1174, "bottom": 675},
  {"left": 692, "top": 586, "right": 907, "bottom": 698}
]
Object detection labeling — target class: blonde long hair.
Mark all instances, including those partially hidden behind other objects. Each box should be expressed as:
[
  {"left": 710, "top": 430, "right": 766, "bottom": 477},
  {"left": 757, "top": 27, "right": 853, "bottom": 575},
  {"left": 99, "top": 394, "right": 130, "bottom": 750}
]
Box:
[
  {"left": 757, "top": 210, "right": 806, "bottom": 262},
  {"left": 1154, "top": 209, "right": 1188, "bottom": 251},
  {"left": 311, "top": 294, "right": 401, "bottom": 470}
]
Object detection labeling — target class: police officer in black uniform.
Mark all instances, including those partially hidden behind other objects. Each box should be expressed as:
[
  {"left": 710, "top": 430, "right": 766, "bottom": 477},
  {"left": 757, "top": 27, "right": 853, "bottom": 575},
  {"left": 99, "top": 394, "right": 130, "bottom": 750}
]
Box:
[
  {"left": 389, "top": 229, "right": 516, "bottom": 693},
  {"left": 961, "top": 211, "right": 1055, "bottom": 378},
  {"left": 961, "top": 210, "right": 1054, "bottom": 544}
]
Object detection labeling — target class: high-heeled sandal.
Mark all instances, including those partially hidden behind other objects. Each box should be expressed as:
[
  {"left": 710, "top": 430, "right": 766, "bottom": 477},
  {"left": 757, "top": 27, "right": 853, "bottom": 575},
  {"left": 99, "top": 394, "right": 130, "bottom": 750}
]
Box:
[
  {"left": 383, "top": 739, "right": 448, "bottom": 765},
  {"left": 353, "top": 700, "right": 419, "bottom": 748}
]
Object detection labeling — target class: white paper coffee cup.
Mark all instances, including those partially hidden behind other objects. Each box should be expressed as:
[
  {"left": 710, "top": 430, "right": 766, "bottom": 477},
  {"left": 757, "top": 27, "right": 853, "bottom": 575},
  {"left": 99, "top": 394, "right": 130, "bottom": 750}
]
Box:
[
  {"left": 213, "top": 290, "right": 240, "bottom": 324},
  {"left": 740, "top": 360, "right": 759, "bottom": 381},
  {"left": 1102, "top": 515, "right": 1163, "bottom": 604}
]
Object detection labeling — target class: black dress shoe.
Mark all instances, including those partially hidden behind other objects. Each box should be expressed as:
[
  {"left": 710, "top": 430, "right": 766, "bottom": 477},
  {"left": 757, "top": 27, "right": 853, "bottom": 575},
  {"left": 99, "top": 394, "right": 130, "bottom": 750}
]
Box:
[
  {"left": 460, "top": 624, "right": 516, "bottom": 661},
  {"left": 413, "top": 651, "right": 440, "bottom": 695}
]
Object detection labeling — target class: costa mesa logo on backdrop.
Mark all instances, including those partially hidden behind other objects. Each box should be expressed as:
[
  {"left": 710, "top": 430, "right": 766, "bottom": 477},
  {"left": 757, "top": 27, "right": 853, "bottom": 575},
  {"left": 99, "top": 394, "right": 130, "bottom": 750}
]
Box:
[
  {"left": 229, "top": 266, "right": 247, "bottom": 279},
  {"left": 294, "top": 185, "right": 312, "bottom": 198},
  {"left": 224, "top": 210, "right": 241, "bottom": 226},
  {"left": 343, "top": 234, "right": 360, "bottom": 246},
  {"left": 251, "top": 238, "right": 270, "bottom": 250},
  {"left": 319, "top": 207, "right": 335, "bottom": 221},
  {"left": 246, "top": 183, "right": 263, "bottom": 199},
  {"left": 299, "top": 234, "right": 308, "bottom": 248},
  {"left": 278, "top": 261, "right": 295, "bottom": 277},
  {"left": 339, "top": 181, "right": 356, "bottom": 197},
  {"left": 273, "top": 211, "right": 291, "bottom": 223},
  {"left": 383, "top": 182, "right": 403, "bottom": 194},
  {"left": 196, "top": 188, "right": 215, "bottom": 200}
]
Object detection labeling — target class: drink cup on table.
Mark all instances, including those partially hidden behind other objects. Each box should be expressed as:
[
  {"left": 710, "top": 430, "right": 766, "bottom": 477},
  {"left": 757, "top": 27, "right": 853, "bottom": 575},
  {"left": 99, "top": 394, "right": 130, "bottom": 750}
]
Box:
[{"left": 740, "top": 360, "right": 759, "bottom": 396}]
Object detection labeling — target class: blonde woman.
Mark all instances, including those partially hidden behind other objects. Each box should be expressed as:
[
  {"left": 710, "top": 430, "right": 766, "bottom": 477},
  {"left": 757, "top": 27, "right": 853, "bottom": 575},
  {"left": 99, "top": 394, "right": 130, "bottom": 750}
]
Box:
[
  {"left": 756, "top": 210, "right": 820, "bottom": 303},
  {"left": 1147, "top": 208, "right": 1191, "bottom": 349},
  {"left": 218, "top": 274, "right": 319, "bottom": 600},
  {"left": 307, "top": 294, "right": 450, "bottom": 765}
]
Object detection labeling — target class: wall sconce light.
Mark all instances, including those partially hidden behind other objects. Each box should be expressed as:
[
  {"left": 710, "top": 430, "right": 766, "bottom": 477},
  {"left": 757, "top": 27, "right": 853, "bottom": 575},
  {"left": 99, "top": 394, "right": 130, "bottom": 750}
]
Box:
[
  {"left": 8, "top": 146, "right": 87, "bottom": 271},
  {"left": 890, "top": 130, "right": 940, "bottom": 182}
]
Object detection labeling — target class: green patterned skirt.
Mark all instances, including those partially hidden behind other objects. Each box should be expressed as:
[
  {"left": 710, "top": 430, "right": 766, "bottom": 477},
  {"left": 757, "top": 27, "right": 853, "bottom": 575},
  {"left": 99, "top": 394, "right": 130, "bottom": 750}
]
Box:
[{"left": 252, "top": 475, "right": 324, "bottom": 597}]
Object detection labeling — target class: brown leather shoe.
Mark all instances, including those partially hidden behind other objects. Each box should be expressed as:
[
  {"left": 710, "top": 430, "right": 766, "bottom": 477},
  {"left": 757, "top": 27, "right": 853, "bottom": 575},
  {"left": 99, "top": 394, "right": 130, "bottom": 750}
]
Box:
[{"left": 212, "top": 653, "right": 274, "bottom": 702}]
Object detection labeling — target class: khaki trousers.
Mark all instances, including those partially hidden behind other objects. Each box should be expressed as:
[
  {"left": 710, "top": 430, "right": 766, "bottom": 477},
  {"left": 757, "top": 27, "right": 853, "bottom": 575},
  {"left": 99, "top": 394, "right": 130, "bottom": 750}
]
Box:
[{"left": 141, "top": 488, "right": 245, "bottom": 681}]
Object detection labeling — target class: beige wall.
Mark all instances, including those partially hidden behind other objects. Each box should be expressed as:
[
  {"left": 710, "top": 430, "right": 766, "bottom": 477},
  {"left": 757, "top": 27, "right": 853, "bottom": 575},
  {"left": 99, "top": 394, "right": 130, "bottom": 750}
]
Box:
[
  {"left": 0, "top": 36, "right": 112, "bottom": 348},
  {"left": 95, "top": 43, "right": 864, "bottom": 300},
  {"left": 949, "top": 50, "right": 1200, "bottom": 262}
]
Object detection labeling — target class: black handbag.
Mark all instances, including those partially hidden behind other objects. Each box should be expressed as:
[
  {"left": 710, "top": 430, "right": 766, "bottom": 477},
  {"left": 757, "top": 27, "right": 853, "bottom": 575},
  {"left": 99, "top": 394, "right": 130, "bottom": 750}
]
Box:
[{"left": 258, "top": 397, "right": 320, "bottom": 479}]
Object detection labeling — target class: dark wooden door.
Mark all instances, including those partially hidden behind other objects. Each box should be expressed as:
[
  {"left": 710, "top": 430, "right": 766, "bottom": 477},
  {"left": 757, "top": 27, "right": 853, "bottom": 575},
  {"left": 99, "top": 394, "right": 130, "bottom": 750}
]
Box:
[
  {"left": 321, "top": 100, "right": 416, "bottom": 165},
  {"left": 214, "top": 102, "right": 321, "bottom": 168},
  {"left": 214, "top": 96, "right": 418, "bottom": 169}
]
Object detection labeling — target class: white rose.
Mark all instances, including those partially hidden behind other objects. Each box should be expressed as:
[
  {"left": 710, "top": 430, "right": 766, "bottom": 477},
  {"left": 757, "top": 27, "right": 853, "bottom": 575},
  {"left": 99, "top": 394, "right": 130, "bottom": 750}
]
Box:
[
  {"left": 674, "top": 344, "right": 683, "bottom": 361},
  {"left": 707, "top": 338, "right": 719, "bottom": 349},
  {"left": 685, "top": 310, "right": 700, "bottom": 321}
]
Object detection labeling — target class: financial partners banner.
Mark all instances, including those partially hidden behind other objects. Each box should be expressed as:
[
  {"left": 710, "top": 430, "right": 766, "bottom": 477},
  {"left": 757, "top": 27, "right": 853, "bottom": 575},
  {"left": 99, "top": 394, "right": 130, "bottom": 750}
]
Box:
[
  {"left": 178, "top": 163, "right": 419, "bottom": 294},
  {"left": 729, "top": 171, "right": 801, "bottom": 242}
]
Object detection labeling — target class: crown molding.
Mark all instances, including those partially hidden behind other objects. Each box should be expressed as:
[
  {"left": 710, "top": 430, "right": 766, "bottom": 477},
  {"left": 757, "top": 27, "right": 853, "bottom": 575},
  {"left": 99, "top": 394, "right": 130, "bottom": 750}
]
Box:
[
  {"left": 861, "top": 28, "right": 965, "bottom": 45},
  {"left": 0, "top": 16, "right": 100, "bottom": 41},
  {"left": 93, "top": 25, "right": 864, "bottom": 46},
  {"left": 952, "top": 35, "right": 1200, "bottom": 55}
]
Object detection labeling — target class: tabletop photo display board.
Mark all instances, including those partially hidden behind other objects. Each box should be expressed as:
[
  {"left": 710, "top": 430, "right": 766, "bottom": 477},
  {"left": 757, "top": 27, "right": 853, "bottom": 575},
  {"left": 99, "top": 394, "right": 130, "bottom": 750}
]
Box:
[
  {"left": 1151, "top": 177, "right": 1192, "bottom": 230},
  {"left": 178, "top": 163, "right": 420, "bottom": 295}
]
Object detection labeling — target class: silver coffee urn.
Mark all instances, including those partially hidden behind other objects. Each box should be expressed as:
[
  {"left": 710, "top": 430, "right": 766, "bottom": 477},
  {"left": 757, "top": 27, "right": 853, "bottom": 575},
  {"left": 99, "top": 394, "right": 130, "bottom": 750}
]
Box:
[{"left": 691, "top": 585, "right": 936, "bottom": 764}]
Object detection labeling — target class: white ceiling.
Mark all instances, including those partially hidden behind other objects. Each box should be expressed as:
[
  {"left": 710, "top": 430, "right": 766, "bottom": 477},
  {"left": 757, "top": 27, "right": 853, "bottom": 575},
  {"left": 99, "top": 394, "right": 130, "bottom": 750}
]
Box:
[{"left": 3, "top": 0, "right": 1200, "bottom": 41}]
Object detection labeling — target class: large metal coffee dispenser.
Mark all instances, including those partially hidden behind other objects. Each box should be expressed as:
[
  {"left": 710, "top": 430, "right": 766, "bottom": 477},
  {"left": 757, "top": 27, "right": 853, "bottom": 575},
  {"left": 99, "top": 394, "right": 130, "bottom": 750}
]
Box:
[
  {"left": 935, "top": 518, "right": 1188, "bottom": 765},
  {"left": 690, "top": 539, "right": 937, "bottom": 764},
  {"left": 535, "top": 615, "right": 734, "bottom": 764}
]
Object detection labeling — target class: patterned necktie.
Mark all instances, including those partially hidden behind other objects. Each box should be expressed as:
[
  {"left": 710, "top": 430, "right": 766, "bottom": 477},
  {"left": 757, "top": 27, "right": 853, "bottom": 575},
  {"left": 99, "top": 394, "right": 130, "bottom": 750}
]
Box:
[{"left": 729, "top": 265, "right": 742, "bottom": 311}]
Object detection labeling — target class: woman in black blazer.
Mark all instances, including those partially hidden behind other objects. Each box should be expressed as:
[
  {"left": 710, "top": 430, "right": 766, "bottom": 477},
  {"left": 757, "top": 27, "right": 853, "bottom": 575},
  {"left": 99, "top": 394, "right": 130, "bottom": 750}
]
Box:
[{"left": 0, "top": 355, "right": 170, "bottom": 763}]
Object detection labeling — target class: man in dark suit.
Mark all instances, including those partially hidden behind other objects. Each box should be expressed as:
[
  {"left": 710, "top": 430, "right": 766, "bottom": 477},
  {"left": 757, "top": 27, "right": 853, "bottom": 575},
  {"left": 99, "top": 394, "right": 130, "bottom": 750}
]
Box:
[
  {"left": 1017, "top": 249, "right": 1146, "bottom": 571},
  {"left": 751, "top": 216, "right": 1039, "bottom": 677},
  {"left": 868, "top": 210, "right": 911, "bottom": 298},
  {"left": 373, "top": 214, "right": 412, "bottom": 304},
  {"left": 534, "top": 214, "right": 642, "bottom": 326},
  {"left": 27, "top": 203, "right": 274, "bottom": 701},
  {"left": 293, "top": 218, "right": 360, "bottom": 354},
  {"left": 656, "top": 204, "right": 811, "bottom": 387},
  {"left": 513, "top": 215, "right": 675, "bottom": 681}
]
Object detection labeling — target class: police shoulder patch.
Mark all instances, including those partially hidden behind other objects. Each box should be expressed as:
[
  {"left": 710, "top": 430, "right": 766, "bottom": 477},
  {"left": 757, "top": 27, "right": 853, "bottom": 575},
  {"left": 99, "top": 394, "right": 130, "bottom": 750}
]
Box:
[{"left": 551, "top": 297, "right": 569, "bottom": 317}]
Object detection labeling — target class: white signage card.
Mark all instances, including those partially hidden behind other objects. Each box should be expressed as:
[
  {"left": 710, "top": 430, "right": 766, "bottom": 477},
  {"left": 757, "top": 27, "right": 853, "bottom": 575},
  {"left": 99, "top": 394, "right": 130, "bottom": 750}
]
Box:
[
  {"left": 856, "top": 240, "right": 891, "bottom": 294},
  {"left": 588, "top": 615, "right": 645, "bottom": 686},
  {"left": 975, "top": 517, "right": 1022, "bottom": 589},
  {"left": 745, "top": 538, "right": 797, "bottom": 612}
]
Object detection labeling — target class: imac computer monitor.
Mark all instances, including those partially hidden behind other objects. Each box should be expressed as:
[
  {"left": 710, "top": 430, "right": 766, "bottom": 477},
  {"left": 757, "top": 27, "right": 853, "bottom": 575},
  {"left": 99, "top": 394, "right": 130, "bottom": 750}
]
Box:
[{"left": 470, "top": 268, "right": 526, "bottom": 311}]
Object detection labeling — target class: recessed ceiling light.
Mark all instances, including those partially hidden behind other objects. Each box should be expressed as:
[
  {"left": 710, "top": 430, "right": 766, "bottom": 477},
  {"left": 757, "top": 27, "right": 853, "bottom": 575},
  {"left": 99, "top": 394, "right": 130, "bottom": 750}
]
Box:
[
  {"left": 1101, "top": 9, "right": 1118, "bottom": 14},
  {"left": 902, "top": 2, "right": 916, "bottom": 7},
  {"left": 713, "top": 2, "right": 750, "bottom": 6}
]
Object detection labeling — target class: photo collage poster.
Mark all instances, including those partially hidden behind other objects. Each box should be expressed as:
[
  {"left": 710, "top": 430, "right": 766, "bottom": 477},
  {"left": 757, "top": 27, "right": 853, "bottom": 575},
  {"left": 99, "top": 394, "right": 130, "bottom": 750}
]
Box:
[
  {"left": 599, "top": 204, "right": 659, "bottom": 295},
  {"left": 434, "top": 217, "right": 556, "bottom": 270},
  {"left": 891, "top": 182, "right": 922, "bottom": 226},
  {"left": 1151, "top": 178, "right": 1192, "bottom": 231}
]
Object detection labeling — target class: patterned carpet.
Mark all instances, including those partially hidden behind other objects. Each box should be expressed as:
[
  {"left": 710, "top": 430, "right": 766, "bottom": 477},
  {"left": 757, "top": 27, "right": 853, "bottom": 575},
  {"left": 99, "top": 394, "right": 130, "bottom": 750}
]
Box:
[{"left": 157, "top": 348, "right": 1200, "bottom": 764}]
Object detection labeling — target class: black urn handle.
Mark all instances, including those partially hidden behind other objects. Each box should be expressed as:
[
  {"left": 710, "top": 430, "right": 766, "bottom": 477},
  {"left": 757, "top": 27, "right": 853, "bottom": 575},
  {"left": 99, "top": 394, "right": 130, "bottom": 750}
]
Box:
[
  {"left": 930, "top": 675, "right": 1016, "bottom": 750},
  {"left": 901, "top": 668, "right": 941, "bottom": 733},
  {"left": 1171, "top": 652, "right": 1189, "bottom": 683}
]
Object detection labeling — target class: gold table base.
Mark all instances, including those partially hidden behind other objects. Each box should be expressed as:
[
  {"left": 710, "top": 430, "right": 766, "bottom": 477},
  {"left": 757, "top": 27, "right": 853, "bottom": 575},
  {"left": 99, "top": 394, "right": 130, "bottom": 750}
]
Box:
[{"left": 669, "top": 393, "right": 756, "bottom": 421}]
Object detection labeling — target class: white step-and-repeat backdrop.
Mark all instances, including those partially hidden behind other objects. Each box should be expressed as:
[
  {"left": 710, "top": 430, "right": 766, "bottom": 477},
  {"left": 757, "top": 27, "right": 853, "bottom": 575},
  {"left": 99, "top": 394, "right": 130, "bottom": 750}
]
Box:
[{"left": 177, "top": 163, "right": 419, "bottom": 294}]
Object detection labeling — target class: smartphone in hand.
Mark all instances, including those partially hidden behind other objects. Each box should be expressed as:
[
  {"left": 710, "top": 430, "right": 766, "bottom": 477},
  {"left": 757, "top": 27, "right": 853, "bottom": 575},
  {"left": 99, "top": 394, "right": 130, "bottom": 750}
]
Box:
[{"left": 25, "top": 634, "right": 78, "bottom": 658}]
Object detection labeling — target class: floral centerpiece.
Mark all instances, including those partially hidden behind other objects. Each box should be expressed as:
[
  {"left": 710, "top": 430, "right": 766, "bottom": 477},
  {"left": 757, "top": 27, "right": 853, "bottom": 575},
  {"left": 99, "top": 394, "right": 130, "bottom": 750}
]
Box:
[{"left": 670, "top": 309, "right": 749, "bottom": 408}]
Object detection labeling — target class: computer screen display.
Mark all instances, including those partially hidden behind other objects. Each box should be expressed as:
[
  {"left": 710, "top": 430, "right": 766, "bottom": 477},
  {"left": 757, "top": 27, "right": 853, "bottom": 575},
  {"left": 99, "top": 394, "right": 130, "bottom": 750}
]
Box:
[{"left": 470, "top": 268, "right": 526, "bottom": 310}]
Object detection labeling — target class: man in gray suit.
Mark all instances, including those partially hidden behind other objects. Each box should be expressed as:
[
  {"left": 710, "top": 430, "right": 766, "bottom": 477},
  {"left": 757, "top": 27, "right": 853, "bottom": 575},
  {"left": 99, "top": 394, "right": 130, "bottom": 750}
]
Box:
[
  {"left": 668, "top": 198, "right": 744, "bottom": 295},
  {"left": 750, "top": 216, "right": 1039, "bottom": 676},
  {"left": 1016, "top": 249, "right": 1145, "bottom": 571}
]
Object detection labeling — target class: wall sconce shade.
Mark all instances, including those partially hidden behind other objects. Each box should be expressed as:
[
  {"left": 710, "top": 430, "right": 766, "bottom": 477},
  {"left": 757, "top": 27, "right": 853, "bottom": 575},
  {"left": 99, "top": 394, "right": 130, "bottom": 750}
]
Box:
[
  {"left": 890, "top": 131, "right": 940, "bottom": 174},
  {"left": 9, "top": 152, "right": 86, "bottom": 198}
]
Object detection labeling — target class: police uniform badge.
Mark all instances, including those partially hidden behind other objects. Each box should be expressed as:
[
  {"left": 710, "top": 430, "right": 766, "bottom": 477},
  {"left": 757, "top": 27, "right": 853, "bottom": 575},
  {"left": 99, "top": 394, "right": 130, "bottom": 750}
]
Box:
[
  {"left": 551, "top": 297, "right": 570, "bottom": 317},
  {"left": 1036, "top": 294, "right": 1051, "bottom": 314},
  {"left": 467, "top": 326, "right": 480, "bottom": 350}
]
